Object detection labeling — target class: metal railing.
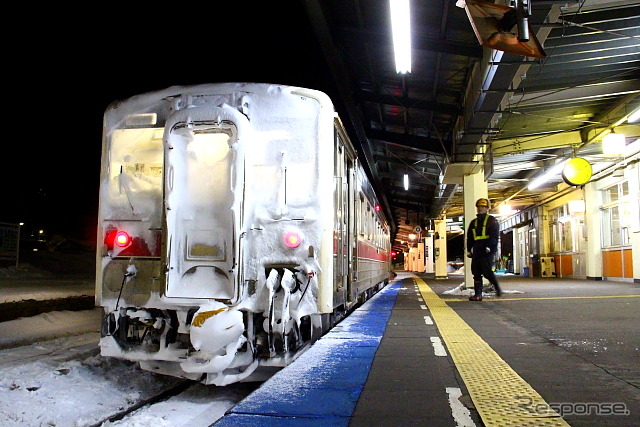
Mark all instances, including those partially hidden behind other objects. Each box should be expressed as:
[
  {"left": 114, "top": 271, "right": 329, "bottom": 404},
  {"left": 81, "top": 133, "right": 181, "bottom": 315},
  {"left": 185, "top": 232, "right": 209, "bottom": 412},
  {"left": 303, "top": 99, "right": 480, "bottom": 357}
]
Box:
[{"left": 0, "top": 222, "right": 20, "bottom": 267}]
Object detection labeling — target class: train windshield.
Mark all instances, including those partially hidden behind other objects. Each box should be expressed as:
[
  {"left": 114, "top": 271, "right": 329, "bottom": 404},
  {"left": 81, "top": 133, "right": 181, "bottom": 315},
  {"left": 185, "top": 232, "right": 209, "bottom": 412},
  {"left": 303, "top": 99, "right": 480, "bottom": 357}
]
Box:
[{"left": 101, "top": 126, "right": 164, "bottom": 257}]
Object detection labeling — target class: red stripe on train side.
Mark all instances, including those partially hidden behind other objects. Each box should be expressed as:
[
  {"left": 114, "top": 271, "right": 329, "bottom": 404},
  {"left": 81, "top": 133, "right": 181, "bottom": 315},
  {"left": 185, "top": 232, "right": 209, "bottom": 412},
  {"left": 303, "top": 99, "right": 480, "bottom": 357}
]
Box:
[{"left": 357, "top": 240, "right": 389, "bottom": 262}]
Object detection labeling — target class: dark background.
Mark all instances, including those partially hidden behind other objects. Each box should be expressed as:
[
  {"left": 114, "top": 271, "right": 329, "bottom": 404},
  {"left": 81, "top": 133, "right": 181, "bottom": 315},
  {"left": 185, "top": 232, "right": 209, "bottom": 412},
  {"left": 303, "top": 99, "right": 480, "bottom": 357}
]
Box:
[{"left": 3, "top": 3, "right": 339, "bottom": 247}]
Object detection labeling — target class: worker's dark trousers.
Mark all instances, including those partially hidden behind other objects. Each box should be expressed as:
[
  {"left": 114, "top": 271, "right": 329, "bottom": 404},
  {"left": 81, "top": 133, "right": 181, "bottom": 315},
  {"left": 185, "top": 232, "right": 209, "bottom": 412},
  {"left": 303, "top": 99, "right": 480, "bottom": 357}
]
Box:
[{"left": 471, "top": 256, "right": 501, "bottom": 296}]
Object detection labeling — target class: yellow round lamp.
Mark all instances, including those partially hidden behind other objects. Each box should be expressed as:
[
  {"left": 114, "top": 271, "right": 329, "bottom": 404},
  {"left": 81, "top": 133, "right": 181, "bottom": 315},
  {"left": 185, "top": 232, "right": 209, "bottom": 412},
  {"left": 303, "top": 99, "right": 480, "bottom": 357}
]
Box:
[{"left": 562, "top": 157, "right": 592, "bottom": 186}]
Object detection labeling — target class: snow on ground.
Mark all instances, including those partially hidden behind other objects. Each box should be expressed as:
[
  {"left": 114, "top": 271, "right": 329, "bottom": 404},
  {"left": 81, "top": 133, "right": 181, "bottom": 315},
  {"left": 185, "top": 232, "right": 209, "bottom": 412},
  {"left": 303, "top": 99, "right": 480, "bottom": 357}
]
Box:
[
  {"left": 0, "top": 308, "right": 257, "bottom": 426},
  {"left": 0, "top": 261, "right": 254, "bottom": 427},
  {"left": 0, "top": 309, "right": 101, "bottom": 350}
]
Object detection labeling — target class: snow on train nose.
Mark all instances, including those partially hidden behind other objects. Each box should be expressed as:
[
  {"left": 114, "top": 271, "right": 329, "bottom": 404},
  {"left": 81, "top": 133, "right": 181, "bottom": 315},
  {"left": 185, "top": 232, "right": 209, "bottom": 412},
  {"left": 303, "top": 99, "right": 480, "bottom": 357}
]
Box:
[
  {"left": 189, "top": 302, "right": 244, "bottom": 354},
  {"left": 181, "top": 302, "right": 247, "bottom": 377}
]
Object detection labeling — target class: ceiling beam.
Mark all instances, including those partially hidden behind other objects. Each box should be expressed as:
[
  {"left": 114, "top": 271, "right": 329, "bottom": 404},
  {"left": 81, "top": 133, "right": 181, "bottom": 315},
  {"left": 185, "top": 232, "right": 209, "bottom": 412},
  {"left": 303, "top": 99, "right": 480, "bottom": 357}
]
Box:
[
  {"left": 378, "top": 169, "right": 440, "bottom": 180},
  {"left": 391, "top": 193, "right": 432, "bottom": 204},
  {"left": 335, "top": 27, "right": 483, "bottom": 58},
  {"left": 508, "top": 80, "right": 640, "bottom": 108},
  {"left": 492, "top": 123, "right": 640, "bottom": 156},
  {"left": 369, "top": 129, "right": 447, "bottom": 154},
  {"left": 355, "top": 90, "right": 461, "bottom": 116},
  {"left": 492, "top": 130, "right": 583, "bottom": 155}
]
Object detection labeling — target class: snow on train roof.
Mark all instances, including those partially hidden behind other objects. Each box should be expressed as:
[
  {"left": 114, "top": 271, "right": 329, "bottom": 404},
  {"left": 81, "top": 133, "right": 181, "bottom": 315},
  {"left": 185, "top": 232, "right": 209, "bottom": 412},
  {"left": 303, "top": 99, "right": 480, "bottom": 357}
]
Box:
[{"left": 106, "top": 82, "right": 334, "bottom": 116}]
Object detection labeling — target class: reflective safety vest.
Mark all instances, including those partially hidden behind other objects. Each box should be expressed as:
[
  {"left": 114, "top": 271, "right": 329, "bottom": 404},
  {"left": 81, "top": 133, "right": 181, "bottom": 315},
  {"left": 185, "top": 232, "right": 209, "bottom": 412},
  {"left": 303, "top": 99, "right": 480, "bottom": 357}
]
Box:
[{"left": 471, "top": 215, "right": 490, "bottom": 240}]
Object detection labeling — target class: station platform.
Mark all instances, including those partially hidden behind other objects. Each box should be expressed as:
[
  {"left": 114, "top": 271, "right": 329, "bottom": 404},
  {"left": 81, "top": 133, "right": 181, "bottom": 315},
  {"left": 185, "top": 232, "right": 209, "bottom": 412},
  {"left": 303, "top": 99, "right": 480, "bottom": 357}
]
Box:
[{"left": 214, "top": 272, "right": 640, "bottom": 427}]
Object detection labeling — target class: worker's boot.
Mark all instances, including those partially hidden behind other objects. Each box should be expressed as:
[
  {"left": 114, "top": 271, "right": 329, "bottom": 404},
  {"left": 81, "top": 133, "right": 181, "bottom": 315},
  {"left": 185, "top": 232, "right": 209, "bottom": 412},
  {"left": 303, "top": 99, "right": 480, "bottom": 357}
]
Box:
[
  {"left": 493, "top": 282, "right": 502, "bottom": 297},
  {"left": 469, "top": 281, "right": 483, "bottom": 301}
]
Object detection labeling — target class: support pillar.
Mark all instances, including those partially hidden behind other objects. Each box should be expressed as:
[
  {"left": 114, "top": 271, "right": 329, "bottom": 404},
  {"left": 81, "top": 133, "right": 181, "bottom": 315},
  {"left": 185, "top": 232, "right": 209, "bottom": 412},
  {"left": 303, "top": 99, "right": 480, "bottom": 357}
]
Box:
[
  {"left": 463, "top": 171, "right": 489, "bottom": 288},
  {"left": 434, "top": 218, "right": 448, "bottom": 279},
  {"left": 584, "top": 181, "right": 603, "bottom": 280},
  {"left": 424, "top": 234, "right": 435, "bottom": 277},
  {"left": 626, "top": 163, "right": 640, "bottom": 283}
]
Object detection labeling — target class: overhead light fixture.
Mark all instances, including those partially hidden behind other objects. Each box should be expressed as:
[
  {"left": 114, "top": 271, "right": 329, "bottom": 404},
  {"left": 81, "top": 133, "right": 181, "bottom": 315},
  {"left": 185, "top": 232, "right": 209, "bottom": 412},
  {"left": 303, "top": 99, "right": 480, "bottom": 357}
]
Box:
[
  {"left": 498, "top": 203, "right": 515, "bottom": 216},
  {"left": 628, "top": 107, "right": 640, "bottom": 123},
  {"left": 390, "top": 0, "right": 411, "bottom": 74},
  {"left": 602, "top": 132, "right": 625, "bottom": 156},
  {"left": 457, "top": 0, "right": 546, "bottom": 58},
  {"left": 527, "top": 161, "right": 566, "bottom": 190},
  {"left": 403, "top": 173, "right": 409, "bottom": 190}
]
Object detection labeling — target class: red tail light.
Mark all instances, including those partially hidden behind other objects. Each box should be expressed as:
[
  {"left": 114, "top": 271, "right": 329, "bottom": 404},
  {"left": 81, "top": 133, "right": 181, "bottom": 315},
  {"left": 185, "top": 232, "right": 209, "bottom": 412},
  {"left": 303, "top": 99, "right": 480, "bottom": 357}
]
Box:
[
  {"left": 283, "top": 230, "right": 302, "bottom": 248},
  {"left": 115, "top": 231, "right": 132, "bottom": 247},
  {"left": 103, "top": 227, "right": 157, "bottom": 257}
]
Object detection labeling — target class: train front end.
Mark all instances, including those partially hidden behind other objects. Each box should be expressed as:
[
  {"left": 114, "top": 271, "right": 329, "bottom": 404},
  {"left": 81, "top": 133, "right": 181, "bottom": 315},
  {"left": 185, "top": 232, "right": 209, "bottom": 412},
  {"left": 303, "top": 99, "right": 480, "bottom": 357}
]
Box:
[{"left": 96, "top": 83, "right": 335, "bottom": 385}]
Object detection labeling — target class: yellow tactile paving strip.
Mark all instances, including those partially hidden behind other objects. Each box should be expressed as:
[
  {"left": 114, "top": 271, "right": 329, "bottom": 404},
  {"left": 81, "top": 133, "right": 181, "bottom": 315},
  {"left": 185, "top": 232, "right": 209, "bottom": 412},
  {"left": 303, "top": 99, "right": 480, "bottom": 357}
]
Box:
[{"left": 415, "top": 276, "right": 571, "bottom": 427}]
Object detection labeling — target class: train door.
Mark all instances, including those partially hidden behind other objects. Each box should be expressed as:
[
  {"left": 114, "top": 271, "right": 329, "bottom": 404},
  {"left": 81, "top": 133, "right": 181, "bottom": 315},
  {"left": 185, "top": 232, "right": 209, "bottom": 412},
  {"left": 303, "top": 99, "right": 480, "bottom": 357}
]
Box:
[
  {"left": 355, "top": 193, "right": 364, "bottom": 287},
  {"left": 346, "top": 157, "right": 356, "bottom": 302},
  {"left": 164, "top": 118, "right": 238, "bottom": 300},
  {"left": 333, "top": 136, "right": 348, "bottom": 301}
]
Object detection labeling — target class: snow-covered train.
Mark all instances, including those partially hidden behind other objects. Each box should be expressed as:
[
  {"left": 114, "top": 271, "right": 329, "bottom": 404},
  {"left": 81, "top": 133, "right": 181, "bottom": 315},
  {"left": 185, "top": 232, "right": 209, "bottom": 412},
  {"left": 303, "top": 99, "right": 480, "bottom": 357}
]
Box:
[{"left": 96, "top": 83, "right": 391, "bottom": 385}]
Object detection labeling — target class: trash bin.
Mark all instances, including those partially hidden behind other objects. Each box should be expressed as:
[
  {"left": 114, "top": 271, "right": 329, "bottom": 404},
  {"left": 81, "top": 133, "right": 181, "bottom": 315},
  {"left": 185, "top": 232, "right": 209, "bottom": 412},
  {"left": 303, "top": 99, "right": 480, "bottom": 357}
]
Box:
[{"left": 522, "top": 267, "right": 529, "bottom": 277}]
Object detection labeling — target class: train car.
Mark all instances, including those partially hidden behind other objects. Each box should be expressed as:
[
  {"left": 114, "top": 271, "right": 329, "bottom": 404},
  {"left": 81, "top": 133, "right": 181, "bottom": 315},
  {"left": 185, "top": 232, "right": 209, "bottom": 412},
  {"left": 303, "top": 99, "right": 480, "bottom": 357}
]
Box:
[{"left": 96, "top": 83, "right": 391, "bottom": 385}]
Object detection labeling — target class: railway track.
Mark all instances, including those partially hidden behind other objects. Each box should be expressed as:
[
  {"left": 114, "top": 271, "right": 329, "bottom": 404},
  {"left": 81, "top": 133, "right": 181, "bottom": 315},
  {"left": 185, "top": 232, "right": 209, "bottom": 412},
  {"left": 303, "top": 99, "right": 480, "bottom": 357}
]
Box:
[
  {"left": 0, "top": 327, "right": 259, "bottom": 426},
  {"left": 91, "top": 380, "right": 195, "bottom": 426}
]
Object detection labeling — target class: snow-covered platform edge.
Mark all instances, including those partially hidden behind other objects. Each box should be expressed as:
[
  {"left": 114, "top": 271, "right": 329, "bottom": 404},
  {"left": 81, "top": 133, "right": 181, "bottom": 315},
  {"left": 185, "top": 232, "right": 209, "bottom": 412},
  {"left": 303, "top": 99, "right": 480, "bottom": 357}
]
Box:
[{"left": 213, "top": 276, "right": 405, "bottom": 426}]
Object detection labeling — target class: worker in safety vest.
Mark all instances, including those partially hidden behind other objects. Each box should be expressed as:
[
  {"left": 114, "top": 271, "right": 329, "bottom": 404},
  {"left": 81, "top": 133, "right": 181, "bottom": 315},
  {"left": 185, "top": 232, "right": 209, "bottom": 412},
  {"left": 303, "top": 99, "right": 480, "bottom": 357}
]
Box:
[{"left": 466, "top": 198, "right": 502, "bottom": 301}]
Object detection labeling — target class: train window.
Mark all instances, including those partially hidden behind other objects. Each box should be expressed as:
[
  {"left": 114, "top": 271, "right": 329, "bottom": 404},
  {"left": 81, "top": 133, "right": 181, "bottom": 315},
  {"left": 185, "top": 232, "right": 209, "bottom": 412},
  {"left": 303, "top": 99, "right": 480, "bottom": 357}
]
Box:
[
  {"left": 601, "top": 181, "right": 630, "bottom": 247},
  {"left": 621, "top": 181, "right": 629, "bottom": 197},
  {"left": 106, "top": 127, "right": 164, "bottom": 220},
  {"left": 187, "top": 234, "right": 225, "bottom": 261},
  {"left": 561, "top": 218, "right": 572, "bottom": 252},
  {"left": 182, "top": 132, "right": 232, "bottom": 201},
  {"left": 602, "top": 206, "right": 621, "bottom": 247},
  {"left": 603, "top": 185, "right": 620, "bottom": 204},
  {"left": 358, "top": 195, "right": 365, "bottom": 236}
]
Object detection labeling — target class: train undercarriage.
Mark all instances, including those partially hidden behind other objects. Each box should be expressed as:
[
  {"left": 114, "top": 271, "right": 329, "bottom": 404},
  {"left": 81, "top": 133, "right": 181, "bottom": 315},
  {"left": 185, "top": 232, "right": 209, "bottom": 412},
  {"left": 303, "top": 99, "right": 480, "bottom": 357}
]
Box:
[{"left": 99, "top": 266, "right": 371, "bottom": 385}]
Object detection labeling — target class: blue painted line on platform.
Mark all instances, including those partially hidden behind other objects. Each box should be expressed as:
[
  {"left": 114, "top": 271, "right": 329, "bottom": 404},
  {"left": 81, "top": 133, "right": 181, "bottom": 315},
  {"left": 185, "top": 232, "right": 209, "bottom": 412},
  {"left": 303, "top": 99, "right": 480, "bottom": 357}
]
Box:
[
  {"left": 216, "top": 413, "right": 348, "bottom": 426},
  {"left": 214, "top": 280, "right": 403, "bottom": 426}
]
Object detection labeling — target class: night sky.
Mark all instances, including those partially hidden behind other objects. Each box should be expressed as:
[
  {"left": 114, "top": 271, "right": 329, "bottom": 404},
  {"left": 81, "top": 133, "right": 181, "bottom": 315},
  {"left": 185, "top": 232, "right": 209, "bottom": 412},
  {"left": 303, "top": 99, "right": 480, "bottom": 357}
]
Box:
[{"left": 4, "top": 3, "right": 338, "bottom": 243}]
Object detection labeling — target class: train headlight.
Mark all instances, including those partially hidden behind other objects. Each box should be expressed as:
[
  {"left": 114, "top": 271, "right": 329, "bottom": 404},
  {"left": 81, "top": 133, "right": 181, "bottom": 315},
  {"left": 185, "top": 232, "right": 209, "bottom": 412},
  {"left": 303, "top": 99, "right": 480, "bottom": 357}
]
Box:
[
  {"left": 283, "top": 230, "right": 302, "bottom": 249},
  {"left": 115, "top": 231, "right": 132, "bottom": 248}
]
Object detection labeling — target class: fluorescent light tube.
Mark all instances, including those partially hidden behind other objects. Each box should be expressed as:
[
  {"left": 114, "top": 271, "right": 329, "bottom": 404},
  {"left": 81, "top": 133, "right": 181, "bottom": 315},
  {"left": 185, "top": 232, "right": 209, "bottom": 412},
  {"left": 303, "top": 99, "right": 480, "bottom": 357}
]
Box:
[
  {"left": 602, "top": 133, "right": 625, "bottom": 156},
  {"left": 528, "top": 161, "right": 566, "bottom": 190},
  {"left": 390, "top": 0, "right": 411, "bottom": 74}
]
